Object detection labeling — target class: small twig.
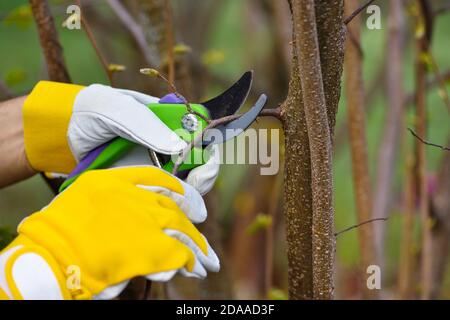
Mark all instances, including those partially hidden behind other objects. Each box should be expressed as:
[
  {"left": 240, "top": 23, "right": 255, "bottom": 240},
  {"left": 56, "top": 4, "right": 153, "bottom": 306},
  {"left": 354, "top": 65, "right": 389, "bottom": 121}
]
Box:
[
  {"left": 334, "top": 217, "right": 388, "bottom": 237},
  {"left": 344, "top": 0, "right": 377, "bottom": 25},
  {"left": 156, "top": 73, "right": 210, "bottom": 123},
  {"left": 172, "top": 107, "right": 283, "bottom": 174},
  {"left": 408, "top": 128, "right": 450, "bottom": 151}
]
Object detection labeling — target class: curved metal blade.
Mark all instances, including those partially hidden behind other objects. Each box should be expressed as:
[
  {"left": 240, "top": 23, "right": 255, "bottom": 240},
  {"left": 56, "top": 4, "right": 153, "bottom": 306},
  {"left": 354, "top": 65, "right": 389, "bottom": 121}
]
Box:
[
  {"left": 201, "top": 71, "right": 253, "bottom": 119},
  {"left": 203, "top": 94, "right": 267, "bottom": 146}
]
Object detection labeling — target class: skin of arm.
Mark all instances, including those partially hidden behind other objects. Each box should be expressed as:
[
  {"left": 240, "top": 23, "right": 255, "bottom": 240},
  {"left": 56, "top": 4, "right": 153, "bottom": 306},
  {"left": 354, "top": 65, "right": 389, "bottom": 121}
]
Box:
[{"left": 0, "top": 96, "right": 36, "bottom": 187}]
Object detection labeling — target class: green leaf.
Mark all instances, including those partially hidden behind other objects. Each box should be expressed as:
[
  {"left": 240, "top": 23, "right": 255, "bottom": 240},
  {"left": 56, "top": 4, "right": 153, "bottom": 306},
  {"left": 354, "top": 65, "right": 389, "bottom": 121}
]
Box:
[
  {"left": 4, "top": 68, "right": 27, "bottom": 86},
  {"left": 246, "top": 213, "right": 272, "bottom": 235},
  {"left": 108, "top": 64, "right": 126, "bottom": 73},
  {"left": 173, "top": 43, "right": 192, "bottom": 55},
  {"left": 2, "top": 5, "right": 33, "bottom": 30},
  {"left": 201, "top": 49, "right": 226, "bottom": 66},
  {"left": 267, "top": 288, "right": 288, "bottom": 300},
  {"left": 140, "top": 68, "right": 160, "bottom": 77}
]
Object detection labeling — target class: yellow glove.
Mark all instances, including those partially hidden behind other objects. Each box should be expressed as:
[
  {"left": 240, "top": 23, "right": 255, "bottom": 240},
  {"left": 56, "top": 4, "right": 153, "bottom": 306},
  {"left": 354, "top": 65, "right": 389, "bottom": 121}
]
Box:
[
  {"left": 0, "top": 167, "right": 219, "bottom": 300},
  {"left": 23, "top": 81, "right": 186, "bottom": 174}
]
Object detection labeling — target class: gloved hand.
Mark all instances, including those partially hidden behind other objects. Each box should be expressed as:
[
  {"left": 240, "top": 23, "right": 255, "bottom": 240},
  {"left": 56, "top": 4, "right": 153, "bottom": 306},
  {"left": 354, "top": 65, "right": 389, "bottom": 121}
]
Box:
[
  {"left": 0, "top": 167, "right": 219, "bottom": 300},
  {"left": 23, "top": 81, "right": 220, "bottom": 194}
]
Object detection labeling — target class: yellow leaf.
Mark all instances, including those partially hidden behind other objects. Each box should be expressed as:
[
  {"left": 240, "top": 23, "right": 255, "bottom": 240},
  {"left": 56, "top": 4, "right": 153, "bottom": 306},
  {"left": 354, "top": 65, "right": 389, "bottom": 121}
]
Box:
[
  {"left": 419, "top": 52, "right": 432, "bottom": 68},
  {"left": 438, "top": 88, "right": 447, "bottom": 101},
  {"left": 415, "top": 18, "right": 425, "bottom": 39},
  {"left": 3, "top": 5, "right": 32, "bottom": 29},
  {"left": 268, "top": 288, "right": 288, "bottom": 300},
  {"left": 201, "top": 49, "right": 226, "bottom": 66},
  {"left": 108, "top": 64, "right": 126, "bottom": 72},
  {"left": 406, "top": 2, "right": 419, "bottom": 17},
  {"left": 173, "top": 43, "right": 192, "bottom": 55},
  {"left": 140, "top": 68, "right": 160, "bottom": 77}
]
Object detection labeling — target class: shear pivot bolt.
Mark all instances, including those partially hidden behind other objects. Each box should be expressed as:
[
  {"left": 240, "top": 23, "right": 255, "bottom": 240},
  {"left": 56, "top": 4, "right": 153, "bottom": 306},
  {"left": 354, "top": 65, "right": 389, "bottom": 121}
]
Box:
[{"left": 181, "top": 113, "right": 199, "bottom": 133}]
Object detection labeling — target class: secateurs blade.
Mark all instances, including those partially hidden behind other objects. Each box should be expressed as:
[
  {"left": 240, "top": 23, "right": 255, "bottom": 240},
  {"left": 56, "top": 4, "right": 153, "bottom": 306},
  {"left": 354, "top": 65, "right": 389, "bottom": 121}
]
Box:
[{"left": 59, "top": 71, "right": 268, "bottom": 192}]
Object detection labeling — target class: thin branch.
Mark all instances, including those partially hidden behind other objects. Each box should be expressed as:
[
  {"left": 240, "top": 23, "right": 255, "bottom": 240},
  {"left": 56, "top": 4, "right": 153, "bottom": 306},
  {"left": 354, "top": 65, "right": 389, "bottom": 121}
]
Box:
[
  {"left": 408, "top": 128, "right": 450, "bottom": 151},
  {"left": 335, "top": 218, "right": 388, "bottom": 237},
  {"left": 344, "top": 0, "right": 376, "bottom": 25},
  {"left": 344, "top": 0, "right": 378, "bottom": 299},
  {"left": 172, "top": 107, "right": 282, "bottom": 174},
  {"left": 76, "top": 0, "right": 113, "bottom": 85}
]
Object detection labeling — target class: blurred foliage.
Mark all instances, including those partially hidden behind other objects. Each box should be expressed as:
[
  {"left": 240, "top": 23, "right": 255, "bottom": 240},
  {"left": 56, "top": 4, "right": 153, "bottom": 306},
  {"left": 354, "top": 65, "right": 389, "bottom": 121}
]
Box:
[
  {"left": 267, "top": 288, "right": 288, "bottom": 300},
  {"left": 201, "top": 49, "right": 226, "bottom": 66},
  {"left": 107, "top": 63, "right": 126, "bottom": 73},
  {"left": 173, "top": 43, "right": 192, "bottom": 55},
  {"left": 0, "top": 0, "right": 449, "bottom": 298},
  {"left": 4, "top": 68, "right": 27, "bottom": 86},
  {"left": 0, "top": 227, "right": 15, "bottom": 250},
  {"left": 2, "top": 4, "right": 32, "bottom": 29},
  {"left": 246, "top": 213, "right": 272, "bottom": 235}
]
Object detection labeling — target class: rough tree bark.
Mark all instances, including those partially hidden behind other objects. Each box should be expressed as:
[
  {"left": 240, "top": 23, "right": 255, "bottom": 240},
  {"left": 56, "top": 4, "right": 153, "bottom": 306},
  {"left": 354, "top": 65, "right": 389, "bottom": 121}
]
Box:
[
  {"left": 282, "top": 0, "right": 344, "bottom": 299},
  {"left": 343, "top": 0, "right": 378, "bottom": 300},
  {"left": 29, "top": 0, "right": 71, "bottom": 83},
  {"left": 314, "top": 0, "right": 345, "bottom": 139}
]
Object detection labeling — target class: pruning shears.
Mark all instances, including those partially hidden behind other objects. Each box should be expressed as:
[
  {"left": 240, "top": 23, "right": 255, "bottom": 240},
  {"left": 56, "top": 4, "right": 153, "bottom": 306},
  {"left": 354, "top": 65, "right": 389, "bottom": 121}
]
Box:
[{"left": 59, "top": 71, "right": 267, "bottom": 192}]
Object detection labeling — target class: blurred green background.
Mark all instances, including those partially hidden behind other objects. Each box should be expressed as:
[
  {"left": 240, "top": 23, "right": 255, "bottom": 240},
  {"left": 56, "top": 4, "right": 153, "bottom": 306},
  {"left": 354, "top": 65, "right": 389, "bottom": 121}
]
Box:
[{"left": 0, "top": 0, "right": 449, "bottom": 298}]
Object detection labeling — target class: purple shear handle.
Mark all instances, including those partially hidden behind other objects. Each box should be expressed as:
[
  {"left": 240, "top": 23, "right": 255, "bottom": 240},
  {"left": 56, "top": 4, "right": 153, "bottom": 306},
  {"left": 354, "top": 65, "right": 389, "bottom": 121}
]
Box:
[
  {"left": 67, "top": 143, "right": 109, "bottom": 179},
  {"left": 159, "top": 93, "right": 185, "bottom": 104}
]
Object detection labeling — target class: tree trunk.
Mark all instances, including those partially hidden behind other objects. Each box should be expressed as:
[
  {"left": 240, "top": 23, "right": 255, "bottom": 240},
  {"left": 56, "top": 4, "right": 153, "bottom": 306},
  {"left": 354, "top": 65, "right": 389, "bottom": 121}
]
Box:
[{"left": 282, "top": 0, "right": 344, "bottom": 299}]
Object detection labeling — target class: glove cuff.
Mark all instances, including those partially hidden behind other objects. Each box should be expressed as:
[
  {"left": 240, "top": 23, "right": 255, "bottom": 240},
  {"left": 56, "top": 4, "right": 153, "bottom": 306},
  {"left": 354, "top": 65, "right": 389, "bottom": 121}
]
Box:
[
  {"left": 0, "top": 236, "right": 89, "bottom": 300},
  {"left": 23, "top": 81, "right": 84, "bottom": 173}
]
